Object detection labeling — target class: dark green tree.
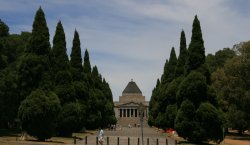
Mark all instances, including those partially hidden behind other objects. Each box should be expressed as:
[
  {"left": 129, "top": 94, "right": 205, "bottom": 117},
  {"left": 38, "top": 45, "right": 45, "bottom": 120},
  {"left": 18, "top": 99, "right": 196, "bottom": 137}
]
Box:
[
  {"left": 18, "top": 89, "right": 61, "bottom": 141},
  {"left": 0, "top": 19, "right": 9, "bottom": 37},
  {"left": 161, "top": 47, "right": 177, "bottom": 84},
  {"left": 164, "top": 104, "right": 177, "bottom": 129},
  {"left": 186, "top": 15, "right": 205, "bottom": 73},
  {"left": 0, "top": 40, "right": 7, "bottom": 70},
  {"left": 206, "top": 48, "right": 236, "bottom": 73},
  {"left": 175, "top": 30, "right": 187, "bottom": 77},
  {"left": 158, "top": 47, "right": 177, "bottom": 113},
  {"left": 0, "top": 69, "right": 19, "bottom": 128},
  {"left": 0, "top": 32, "right": 30, "bottom": 128},
  {"left": 196, "top": 103, "right": 224, "bottom": 143},
  {"left": 175, "top": 100, "right": 196, "bottom": 141},
  {"left": 83, "top": 49, "right": 92, "bottom": 86},
  {"left": 70, "top": 30, "right": 83, "bottom": 81},
  {"left": 177, "top": 71, "right": 207, "bottom": 108},
  {"left": 83, "top": 49, "right": 91, "bottom": 75},
  {"left": 17, "top": 7, "right": 58, "bottom": 140},
  {"left": 148, "top": 79, "right": 160, "bottom": 126},
  {"left": 57, "top": 102, "right": 85, "bottom": 136},
  {"left": 52, "top": 21, "right": 70, "bottom": 73},
  {"left": 52, "top": 21, "right": 75, "bottom": 104},
  {"left": 28, "top": 7, "right": 50, "bottom": 55},
  {"left": 17, "top": 7, "right": 53, "bottom": 100},
  {"left": 212, "top": 41, "right": 250, "bottom": 134},
  {"left": 174, "top": 16, "right": 224, "bottom": 143}
]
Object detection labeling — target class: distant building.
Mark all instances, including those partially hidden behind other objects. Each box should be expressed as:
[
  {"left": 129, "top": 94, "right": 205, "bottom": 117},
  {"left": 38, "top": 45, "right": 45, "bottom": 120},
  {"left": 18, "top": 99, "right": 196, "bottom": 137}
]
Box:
[{"left": 114, "top": 79, "right": 149, "bottom": 126}]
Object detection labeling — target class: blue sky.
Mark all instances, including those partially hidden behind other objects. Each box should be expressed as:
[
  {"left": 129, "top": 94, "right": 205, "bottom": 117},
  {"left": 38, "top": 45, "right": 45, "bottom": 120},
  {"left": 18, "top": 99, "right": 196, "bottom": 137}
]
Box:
[{"left": 1, "top": 0, "right": 250, "bottom": 101}]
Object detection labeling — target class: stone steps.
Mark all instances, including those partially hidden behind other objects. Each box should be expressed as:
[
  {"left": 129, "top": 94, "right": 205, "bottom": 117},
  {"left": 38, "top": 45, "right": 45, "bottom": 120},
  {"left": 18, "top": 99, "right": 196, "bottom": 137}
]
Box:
[{"left": 116, "top": 117, "right": 148, "bottom": 127}]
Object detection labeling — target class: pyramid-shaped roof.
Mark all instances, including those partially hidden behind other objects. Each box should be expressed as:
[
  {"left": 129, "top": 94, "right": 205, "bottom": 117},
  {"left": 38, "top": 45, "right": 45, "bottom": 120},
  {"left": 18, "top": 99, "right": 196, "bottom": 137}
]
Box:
[{"left": 122, "top": 79, "right": 142, "bottom": 94}]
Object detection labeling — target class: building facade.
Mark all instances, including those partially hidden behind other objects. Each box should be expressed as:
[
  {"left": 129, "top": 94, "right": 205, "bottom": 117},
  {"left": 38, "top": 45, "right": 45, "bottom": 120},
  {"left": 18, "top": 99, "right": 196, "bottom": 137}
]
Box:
[{"left": 114, "top": 79, "right": 149, "bottom": 126}]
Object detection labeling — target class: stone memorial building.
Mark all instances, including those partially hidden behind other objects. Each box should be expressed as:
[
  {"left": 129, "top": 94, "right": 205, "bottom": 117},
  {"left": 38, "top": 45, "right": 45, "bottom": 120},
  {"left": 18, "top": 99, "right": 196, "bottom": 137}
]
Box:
[{"left": 114, "top": 79, "right": 149, "bottom": 126}]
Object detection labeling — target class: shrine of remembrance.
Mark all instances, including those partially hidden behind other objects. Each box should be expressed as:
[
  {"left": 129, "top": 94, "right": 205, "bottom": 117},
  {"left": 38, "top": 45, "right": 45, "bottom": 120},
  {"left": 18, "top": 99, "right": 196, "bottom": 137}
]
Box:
[{"left": 114, "top": 79, "right": 149, "bottom": 126}]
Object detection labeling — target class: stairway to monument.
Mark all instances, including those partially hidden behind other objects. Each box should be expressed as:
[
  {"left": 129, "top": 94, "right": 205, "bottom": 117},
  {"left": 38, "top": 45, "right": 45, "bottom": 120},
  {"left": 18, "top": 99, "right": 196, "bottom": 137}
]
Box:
[{"left": 116, "top": 117, "right": 149, "bottom": 127}]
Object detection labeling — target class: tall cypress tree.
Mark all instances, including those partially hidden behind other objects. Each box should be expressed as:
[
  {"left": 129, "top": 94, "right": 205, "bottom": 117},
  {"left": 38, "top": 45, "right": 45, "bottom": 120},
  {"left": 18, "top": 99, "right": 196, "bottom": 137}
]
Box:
[
  {"left": 161, "top": 47, "right": 177, "bottom": 84},
  {"left": 175, "top": 16, "right": 223, "bottom": 143},
  {"left": 18, "top": 6, "right": 53, "bottom": 97},
  {"left": 0, "top": 19, "right": 9, "bottom": 37},
  {"left": 70, "top": 30, "right": 83, "bottom": 81},
  {"left": 52, "top": 21, "right": 75, "bottom": 104},
  {"left": 83, "top": 49, "right": 92, "bottom": 84},
  {"left": 160, "top": 59, "right": 168, "bottom": 83},
  {"left": 175, "top": 30, "right": 187, "bottom": 77},
  {"left": 52, "top": 21, "right": 70, "bottom": 74},
  {"left": 186, "top": 15, "right": 205, "bottom": 73},
  {"left": 148, "top": 79, "right": 161, "bottom": 126},
  {"left": 28, "top": 7, "right": 50, "bottom": 55},
  {"left": 17, "top": 7, "right": 60, "bottom": 141},
  {"left": 83, "top": 49, "right": 91, "bottom": 74},
  {"left": 155, "top": 47, "right": 177, "bottom": 127}
]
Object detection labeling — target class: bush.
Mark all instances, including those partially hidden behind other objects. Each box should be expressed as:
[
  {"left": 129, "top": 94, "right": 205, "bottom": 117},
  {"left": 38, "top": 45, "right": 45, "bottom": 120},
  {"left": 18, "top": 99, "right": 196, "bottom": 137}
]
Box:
[
  {"left": 57, "top": 102, "right": 85, "bottom": 136},
  {"left": 18, "top": 89, "right": 61, "bottom": 141}
]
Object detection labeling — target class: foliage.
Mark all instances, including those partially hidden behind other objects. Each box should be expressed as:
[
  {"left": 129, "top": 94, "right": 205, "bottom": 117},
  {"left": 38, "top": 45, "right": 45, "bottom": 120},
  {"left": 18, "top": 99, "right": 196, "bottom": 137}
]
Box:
[
  {"left": 0, "top": 24, "right": 30, "bottom": 128},
  {"left": 196, "top": 103, "right": 224, "bottom": 143},
  {"left": 161, "top": 47, "right": 177, "bottom": 84},
  {"left": 206, "top": 48, "right": 236, "bottom": 73},
  {"left": 52, "top": 21, "right": 70, "bottom": 74},
  {"left": 18, "top": 89, "right": 61, "bottom": 141},
  {"left": 57, "top": 102, "right": 85, "bottom": 136},
  {"left": 175, "top": 100, "right": 196, "bottom": 140},
  {"left": 149, "top": 16, "right": 224, "bottom": 143},
  {"left": 0, "top": 19, "right": 9, "bottom": 37},
  {"left": 28, "top": 7, "right": 50, "bottom": 55},
  {"left": 186, "top": 15, "right": 205, "bottom": 73},
  {"left": 0, "top": 7, "right": 115, "bottom": 135},
  {"left": 175, "top": 30, "right": 187, "bottom": 77},
  {"left": 177, "top": 71, "right": 207, "bottom": 108},
  {"left": 212, "top": 41, "right": 250, "bottom": 134},
  {"left": 70, "top": 30, "right": 83, "bottom": 81}
]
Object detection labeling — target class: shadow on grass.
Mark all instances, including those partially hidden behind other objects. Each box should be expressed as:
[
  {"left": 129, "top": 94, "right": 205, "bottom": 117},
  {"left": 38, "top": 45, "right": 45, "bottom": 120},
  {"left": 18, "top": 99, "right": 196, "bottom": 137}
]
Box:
[
  {"left": 226, "top": 132, "right": 250, "bottom": 141},
  {"left": 26, "top": 139, "right": 64, "bottom": 144},
  {"left": 0, "top": 129, "right": 20, "bottom": 137},
  {"left": 178, "top": 141, "right": 214, "bottom": 145}
]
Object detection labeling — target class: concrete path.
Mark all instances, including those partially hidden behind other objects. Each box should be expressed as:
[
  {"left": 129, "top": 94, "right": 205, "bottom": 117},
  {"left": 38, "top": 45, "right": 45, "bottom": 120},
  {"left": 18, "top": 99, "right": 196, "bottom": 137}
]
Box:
[{"left": 73, "top": 127, "right": 177, "bottom": 145}]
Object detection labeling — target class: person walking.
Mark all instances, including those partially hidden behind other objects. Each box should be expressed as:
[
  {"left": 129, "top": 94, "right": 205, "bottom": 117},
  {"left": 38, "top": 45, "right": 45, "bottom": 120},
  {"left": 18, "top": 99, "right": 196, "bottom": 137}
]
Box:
[{"left": 98, "top": 128, "right": 104, "bottom": 145}]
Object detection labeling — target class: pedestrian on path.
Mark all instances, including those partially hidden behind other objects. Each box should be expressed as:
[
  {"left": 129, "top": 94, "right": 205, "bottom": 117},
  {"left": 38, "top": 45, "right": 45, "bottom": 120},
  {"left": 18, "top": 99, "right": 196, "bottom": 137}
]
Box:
[{"left": 98, "top": 128, "right": 104, "bottom": 145}]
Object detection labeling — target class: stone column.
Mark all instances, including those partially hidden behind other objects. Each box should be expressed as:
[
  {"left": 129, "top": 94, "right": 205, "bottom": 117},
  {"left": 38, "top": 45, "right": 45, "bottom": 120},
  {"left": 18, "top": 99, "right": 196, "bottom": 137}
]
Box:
[
  {"left": 120, "top": 109, "right": 122, "bottom": 117},
  {"left": 123, "top": 109, "right": 126, "bottom": 117}
]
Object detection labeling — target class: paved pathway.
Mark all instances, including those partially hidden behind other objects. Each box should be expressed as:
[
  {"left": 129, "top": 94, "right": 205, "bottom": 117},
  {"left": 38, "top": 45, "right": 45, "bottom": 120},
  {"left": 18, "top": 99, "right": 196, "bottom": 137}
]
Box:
[{"left": 74, "top": 127, "right": 177, "bottom": 145}]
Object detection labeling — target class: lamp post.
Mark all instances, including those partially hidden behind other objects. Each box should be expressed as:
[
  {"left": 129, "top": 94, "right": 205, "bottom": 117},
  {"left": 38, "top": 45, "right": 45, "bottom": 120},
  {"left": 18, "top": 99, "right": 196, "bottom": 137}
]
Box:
[{"left": 138, "top": 103, "right": 145, "bottom": 145}]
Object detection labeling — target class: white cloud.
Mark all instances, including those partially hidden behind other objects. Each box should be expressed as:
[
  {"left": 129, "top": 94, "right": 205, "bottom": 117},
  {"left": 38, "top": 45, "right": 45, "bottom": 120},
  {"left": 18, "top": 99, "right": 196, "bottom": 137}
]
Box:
[{"left": 1, "top": 0, "right": 250, "bottom": 101}]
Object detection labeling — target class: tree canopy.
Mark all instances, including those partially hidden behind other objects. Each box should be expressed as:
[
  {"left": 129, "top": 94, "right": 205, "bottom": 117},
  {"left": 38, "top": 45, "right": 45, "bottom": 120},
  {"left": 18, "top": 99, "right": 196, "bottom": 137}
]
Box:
[
  {"left": 149, "top": 16, "right": 224, "bottom": 143},
  {"left": 0, "top": 7, "right": 115, "bottom": 139}
]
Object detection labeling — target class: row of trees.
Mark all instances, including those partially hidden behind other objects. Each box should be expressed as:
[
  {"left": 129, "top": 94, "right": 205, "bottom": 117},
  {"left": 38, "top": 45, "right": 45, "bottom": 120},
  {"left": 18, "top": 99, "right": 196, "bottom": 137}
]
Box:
[
  {"left": 210, "top": 42, "right": 250, "bottom": 134},
  {"left": 0, "top": 7, "right": 116, "bottom": 140},
  {"left": 148, "top": 16, "right": 224, "bottom": 143}
]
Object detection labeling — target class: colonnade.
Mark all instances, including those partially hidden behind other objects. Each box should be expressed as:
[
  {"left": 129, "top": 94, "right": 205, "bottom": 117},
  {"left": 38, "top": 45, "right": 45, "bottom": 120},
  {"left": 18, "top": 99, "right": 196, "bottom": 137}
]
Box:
[{"left": 119, "top": 108, "right": 148, "bottom": 118}]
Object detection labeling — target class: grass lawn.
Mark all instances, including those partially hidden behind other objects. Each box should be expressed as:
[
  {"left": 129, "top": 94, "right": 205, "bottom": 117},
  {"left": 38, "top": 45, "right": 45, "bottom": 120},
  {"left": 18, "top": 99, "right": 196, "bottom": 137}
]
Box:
[
  {"left": 0, "top": 129, "right": 97, "bottom": 145},
  {"left": 175, "top": 130, "right": 250, "bottom": 145}
]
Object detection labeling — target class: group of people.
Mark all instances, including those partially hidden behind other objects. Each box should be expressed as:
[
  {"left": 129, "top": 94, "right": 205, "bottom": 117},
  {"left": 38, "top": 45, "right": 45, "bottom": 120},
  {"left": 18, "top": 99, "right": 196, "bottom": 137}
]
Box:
[{"left": 109, "top": 124, "right": 116, "bottom": 131}]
